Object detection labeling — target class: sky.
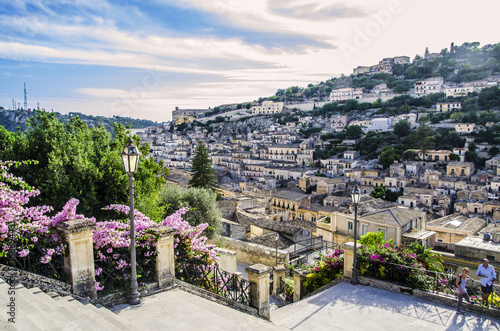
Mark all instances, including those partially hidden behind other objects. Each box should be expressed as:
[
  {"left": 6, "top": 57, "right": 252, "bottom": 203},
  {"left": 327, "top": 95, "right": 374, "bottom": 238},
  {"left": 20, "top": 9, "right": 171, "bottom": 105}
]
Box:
[{"left": 0, "top": 0, "right": 499, "bottom": 122}]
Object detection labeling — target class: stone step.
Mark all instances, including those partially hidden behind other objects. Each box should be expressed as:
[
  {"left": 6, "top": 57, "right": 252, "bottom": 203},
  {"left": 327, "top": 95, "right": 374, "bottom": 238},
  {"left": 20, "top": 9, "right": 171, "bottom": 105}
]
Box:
[
  {"left": 16, "top": 285, "right": 83, "bottom": 330},
  {"left": 0, "top": 278, "right": 141, "bottom": 331},
  {"left": 88, "top": 303, "right": 143, "bottom": 331},
  {"left": 55, "top": 296, "right": 122, "bottom": 331},
  {"left": 15, "top": 285, "right": 63, "bottom": 331},
  {"left": 25, "top": 288, "right": 97, "bottom": 330},
  {"left": 0, "top": 279, "right": 25, "bottom": 331}
]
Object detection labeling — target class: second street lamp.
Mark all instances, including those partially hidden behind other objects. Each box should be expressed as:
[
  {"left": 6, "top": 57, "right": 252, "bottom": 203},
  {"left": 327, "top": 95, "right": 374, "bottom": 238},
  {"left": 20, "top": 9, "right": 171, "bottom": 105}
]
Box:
[
  {"left": 121, "top": 138, "right": 141, "bottom": 305},
  {"left": 351, "top": 185, "right": 361, "bottom": 285}
]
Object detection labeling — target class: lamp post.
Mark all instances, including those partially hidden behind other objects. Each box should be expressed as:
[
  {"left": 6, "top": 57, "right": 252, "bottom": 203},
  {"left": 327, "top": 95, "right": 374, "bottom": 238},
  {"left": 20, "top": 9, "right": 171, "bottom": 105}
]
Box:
[
  {"left": 274, "top": 232, "right": 279, "bottom": 267},
  {"left": 121, "top": 139, "right": 141, "bottom": 305},
  {"left": 351, "top": 185, "right": 361, "bottom": 285}
]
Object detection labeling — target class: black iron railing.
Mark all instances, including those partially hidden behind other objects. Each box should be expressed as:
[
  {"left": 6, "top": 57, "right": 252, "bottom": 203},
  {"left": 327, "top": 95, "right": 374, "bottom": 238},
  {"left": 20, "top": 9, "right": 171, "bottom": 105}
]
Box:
[
  {"left": 360, "top": 260, "right": 500, "bottom": 307},
  {"left": 289, "top": 237, "right": 338, "bottom": 266},
  {"left": 94, "top": 253, "right": 132, "bottom": 295},
  {"left": 94, "top": 252, "right": 156, "bottom": 296},
  {"left": 1, "top": 229, "right": 67, "bottom": 282},
  {"left": 177, "top": 257, "right": 251, "bottom": 306}
]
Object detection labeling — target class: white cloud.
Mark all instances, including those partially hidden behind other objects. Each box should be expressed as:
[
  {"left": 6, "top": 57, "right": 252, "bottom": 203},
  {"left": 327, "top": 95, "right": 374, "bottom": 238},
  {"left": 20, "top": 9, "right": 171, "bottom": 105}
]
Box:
[{"left": 2, "top": 0, "right": 500, "bottom": 122}]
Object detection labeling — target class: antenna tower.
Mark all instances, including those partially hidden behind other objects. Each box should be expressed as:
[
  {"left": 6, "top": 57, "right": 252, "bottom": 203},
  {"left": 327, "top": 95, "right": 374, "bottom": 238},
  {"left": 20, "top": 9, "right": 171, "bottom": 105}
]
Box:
[{"left": 24, "top": 83, "right": 28, "bottom": 110}]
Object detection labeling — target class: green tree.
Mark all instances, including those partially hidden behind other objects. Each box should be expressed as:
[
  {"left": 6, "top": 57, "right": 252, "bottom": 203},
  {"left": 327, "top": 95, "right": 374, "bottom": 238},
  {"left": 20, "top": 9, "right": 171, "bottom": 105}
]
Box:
[
  {"left": 189, "top": 141, "right": 219, "bottom": 193},
  {"left": 449, "top": 153, "right": 460, "bottom": 161},
  {"left": 393, "top": 119, "right": 411, "bottom": 137},
  {"left": 379, "top": 146, "right": 399, "bottom": 169},
  {"left": 416, "top": 124, "right": 433, "bottom": 159},
  {"left": 450, "top": 112, "right": 464, "bottom": 122},
  {"left": 346, "top": 125, "right": 362, "bottom": 139},
  {"left": 402, "top": 150, "right": 417, "bottom": 161},
  {"left": 160, "top": 185, "right": 222, "bottom": 239},
  {"left": 409, "top": 242, "right": 444, "bottom": 272},
  {"left": 0, "top": 110, "right": 167, "bottom": 219},
  {"left": 489, "top": 146, "right": 500, "bottom": 157},
  {"left": 359, "top": 231, "right": 393, "bottom": 246},
  {"left": 372, "top": 186, "right": 387, "bottom": 199}
]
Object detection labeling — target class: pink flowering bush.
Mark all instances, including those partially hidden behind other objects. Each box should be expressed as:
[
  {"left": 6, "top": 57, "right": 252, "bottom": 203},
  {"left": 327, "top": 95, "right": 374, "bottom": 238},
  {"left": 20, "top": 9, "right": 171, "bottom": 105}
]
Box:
[
  {"left": 0, "top": 161, "right": 86, "bottom": 279},
  {"left": 358, "top": 240, "right": 437, "bottom": 291},
  {"left": 303, "top": 248, "right": 344, "bottom": 294},
  {"left": 1, "top": 160, "right": 218, "bottom": 296},
  {"left": 94, "top": 204, "right": 218, "bottom": 294}
]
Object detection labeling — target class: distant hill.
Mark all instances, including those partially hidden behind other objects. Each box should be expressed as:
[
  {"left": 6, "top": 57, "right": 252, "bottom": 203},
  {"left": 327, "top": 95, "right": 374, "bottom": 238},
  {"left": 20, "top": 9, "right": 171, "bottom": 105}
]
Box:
[
  {"left": 198, "top": 41, "right": 500, "bottom": 117},
  {"left": 0, "top": 109, "right": 158, "bottom": 133}
]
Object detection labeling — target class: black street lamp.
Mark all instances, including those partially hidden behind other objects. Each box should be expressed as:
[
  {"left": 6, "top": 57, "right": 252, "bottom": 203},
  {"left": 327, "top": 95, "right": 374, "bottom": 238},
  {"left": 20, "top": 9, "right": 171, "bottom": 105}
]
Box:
[
  {"left": 121, "top": 139, "right": 141, "bottom": 305},
  {"left": 351, "top": 185, "right": 361, "bottom": 285}
]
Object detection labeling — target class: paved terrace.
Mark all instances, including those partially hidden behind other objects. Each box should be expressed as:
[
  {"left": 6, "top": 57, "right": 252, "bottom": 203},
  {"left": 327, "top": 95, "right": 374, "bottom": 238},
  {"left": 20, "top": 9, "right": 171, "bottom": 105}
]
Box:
[{"left": 112, "top": 281, "right": 500, "bottom": 330}]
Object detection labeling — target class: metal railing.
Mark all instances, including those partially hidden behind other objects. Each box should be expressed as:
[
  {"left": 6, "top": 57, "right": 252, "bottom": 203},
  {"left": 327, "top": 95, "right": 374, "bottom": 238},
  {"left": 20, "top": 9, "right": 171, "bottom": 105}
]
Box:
[
  {"left": 177, "top": 257, "right": 251, "bottom": 306},
  {"left": 94, "top": 253, "right": 132, "bottom": 295},
  {"left": 289, "top": 236, "right": 337, "bottom": 257},
  {"left": 360, "top": 260, "right": 500, "bottom": 307},
  {"left": 289, "top": 237, "right": 339, "bottom": 266},
  {"left": 94, "top": 252, "right": 156, "bottom": 296},
  {"left": 1, "top": 231, "right": 67, "bottom": 283}
]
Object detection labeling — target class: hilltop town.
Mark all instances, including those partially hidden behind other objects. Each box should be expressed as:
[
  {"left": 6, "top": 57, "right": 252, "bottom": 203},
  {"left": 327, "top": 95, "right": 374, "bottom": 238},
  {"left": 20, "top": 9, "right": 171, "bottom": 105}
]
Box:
[{"left": 135, "top": 41, "right": 500, "bottom": 273}]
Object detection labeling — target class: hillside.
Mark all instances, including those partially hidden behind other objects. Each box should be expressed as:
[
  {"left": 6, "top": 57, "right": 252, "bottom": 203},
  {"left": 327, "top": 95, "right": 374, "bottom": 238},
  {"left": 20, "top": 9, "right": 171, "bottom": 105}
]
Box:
[
  {"left": 194, "top": 41, "right": 500, "bottom": 117},
  {"left": 0, "top": 109, "right": 158, "bottom": 133}
]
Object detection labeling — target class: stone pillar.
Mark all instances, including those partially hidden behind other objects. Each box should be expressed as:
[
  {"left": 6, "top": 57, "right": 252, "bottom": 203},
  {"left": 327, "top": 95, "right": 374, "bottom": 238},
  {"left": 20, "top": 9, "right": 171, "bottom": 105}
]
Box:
[
  {"left": 293, "top": 269, "right": 308, "bottom": 302},
  {"left": 215, "top": 247, "right": 237, "bottom": 274},
  {"left": 273, "top": 265, "right": 286, "bottom": 294},
  {"left": 57, "top": 219, "right": 97, "bottom": 299},
  {"left": 343, "top": 241, "right": 362, "bottom": 280},
  {"left": 246, "top": 264, "right": 271, "bottom": 320},
  {"left": 150, "top": 226, "right": 176, "bottom": 288},
  {"left": 233, "top": 272, "right": 243, "bottom": 282}
]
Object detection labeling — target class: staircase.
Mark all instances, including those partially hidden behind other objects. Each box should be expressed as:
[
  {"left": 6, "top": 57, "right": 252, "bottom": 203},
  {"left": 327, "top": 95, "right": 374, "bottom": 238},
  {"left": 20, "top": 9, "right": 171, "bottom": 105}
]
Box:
[{"left": 0, "top": 277, "right": 141, "bottom": 331}]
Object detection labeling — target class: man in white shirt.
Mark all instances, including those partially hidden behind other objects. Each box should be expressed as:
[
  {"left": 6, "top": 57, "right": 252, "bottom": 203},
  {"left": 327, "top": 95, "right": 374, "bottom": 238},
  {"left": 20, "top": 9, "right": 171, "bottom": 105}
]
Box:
[{"left": 477, "top": 258, "right": 497, "bottom": 306}]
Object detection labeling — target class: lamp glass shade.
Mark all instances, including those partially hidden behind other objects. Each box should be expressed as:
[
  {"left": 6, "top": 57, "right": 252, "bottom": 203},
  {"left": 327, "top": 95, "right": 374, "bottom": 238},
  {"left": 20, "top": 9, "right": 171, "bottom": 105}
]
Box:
[
  {"left": 351, "top": 186, "right": 361, "bottom": 204},
  {"left": 121, "top": 141, "right": 141, "bottom": 174}
]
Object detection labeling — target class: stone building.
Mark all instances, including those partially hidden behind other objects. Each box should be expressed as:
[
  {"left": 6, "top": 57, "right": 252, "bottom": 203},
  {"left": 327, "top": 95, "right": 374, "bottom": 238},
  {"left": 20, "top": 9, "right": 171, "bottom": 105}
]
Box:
[{"left": 426, "top": 215, "right": 486, "bottom": 252}]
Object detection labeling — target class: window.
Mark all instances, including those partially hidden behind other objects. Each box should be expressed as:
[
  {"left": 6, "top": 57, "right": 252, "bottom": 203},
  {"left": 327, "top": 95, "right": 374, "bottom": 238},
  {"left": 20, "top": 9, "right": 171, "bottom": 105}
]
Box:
[
  {"left": 312, "top": 217, "right": 316, "bottom": 222},
  {"left": 378, "top": 228, "right": 386, "bottom": 239},
  {"left": 348, "top": 221, "right": 353, "bottom": 231},
  {"left": 362, "top": 224, "right": 369, "bottom": 236}
]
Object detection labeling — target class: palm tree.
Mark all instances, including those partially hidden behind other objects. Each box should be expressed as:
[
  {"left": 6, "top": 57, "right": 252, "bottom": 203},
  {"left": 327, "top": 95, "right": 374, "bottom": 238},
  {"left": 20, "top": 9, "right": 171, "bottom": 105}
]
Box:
[{"left": 410, "top": 242, "right": 444, "bottom": 272}]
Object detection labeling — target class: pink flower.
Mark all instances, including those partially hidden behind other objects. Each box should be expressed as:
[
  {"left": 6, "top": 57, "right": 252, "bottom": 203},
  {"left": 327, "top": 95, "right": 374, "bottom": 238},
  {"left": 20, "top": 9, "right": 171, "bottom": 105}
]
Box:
[{"left": 18, "top": 249, "right": 29, "bottom": 257}]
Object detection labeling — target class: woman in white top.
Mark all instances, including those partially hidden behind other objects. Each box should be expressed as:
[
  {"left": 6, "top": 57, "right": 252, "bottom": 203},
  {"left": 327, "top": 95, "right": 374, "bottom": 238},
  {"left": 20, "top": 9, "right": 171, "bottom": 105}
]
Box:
[{"left": 456, "top": 267, "right": 474, "bottom": 314}]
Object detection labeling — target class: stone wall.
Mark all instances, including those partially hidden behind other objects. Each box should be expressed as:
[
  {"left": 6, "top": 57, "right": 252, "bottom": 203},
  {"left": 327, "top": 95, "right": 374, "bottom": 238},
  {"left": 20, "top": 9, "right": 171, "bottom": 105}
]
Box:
[
  {"left": 0, "top": 264, "right": 72, "bottom": 296},
  {"left": 222, "top": 238, "right": 289, "bottom": 267},
  {"left": 218, "top": 200, "right": 238, "bottom": 220},
  {"left": 221, "top": 221, "right": 246, "bottom": 240},
  {"left": 216, "top": 248, "right": 237, "bottom": 273}
]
